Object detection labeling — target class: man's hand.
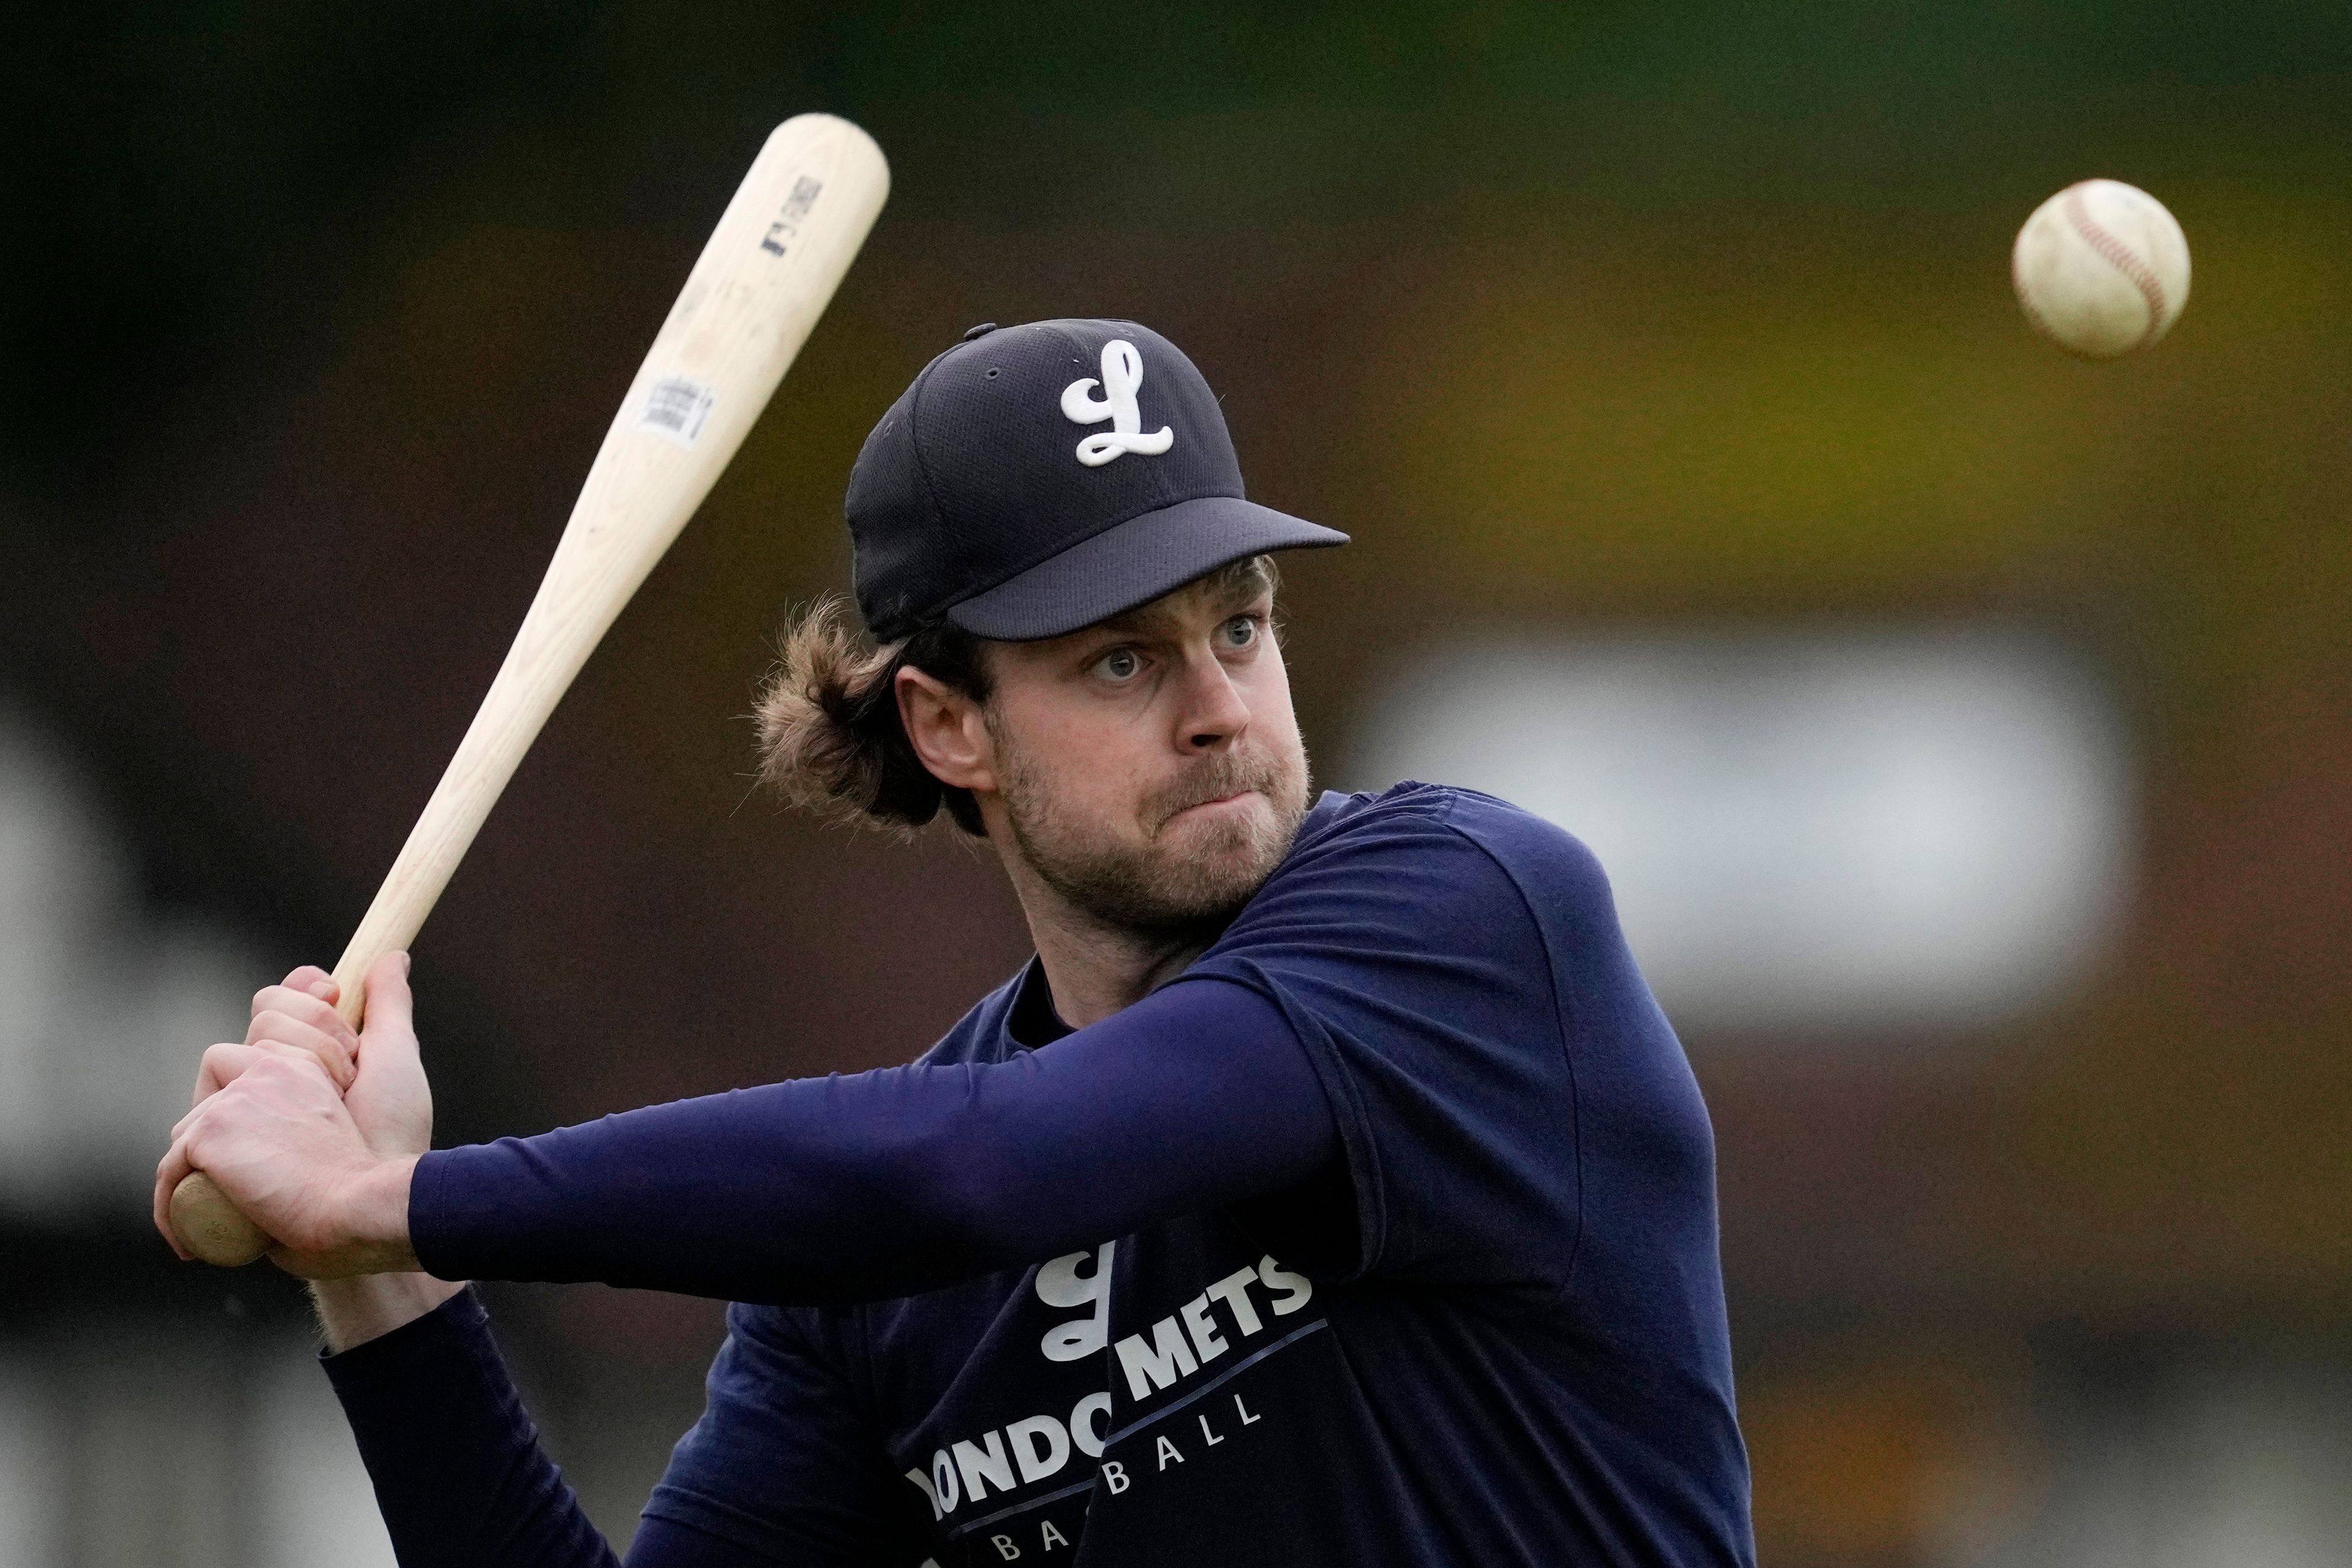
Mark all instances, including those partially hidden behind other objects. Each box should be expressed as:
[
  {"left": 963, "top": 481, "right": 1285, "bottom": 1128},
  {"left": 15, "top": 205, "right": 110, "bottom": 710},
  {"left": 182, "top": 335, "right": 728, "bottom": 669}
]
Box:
[{"left": 154, "top": 952, "right": 432, "bottom": 1279}]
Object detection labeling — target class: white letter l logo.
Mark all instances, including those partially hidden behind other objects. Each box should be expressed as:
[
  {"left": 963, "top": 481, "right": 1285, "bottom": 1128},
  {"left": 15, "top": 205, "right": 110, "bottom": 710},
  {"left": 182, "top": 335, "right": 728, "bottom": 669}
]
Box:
[{"left": 1060, "top": 340, "right": 1175, "bottom": 467}]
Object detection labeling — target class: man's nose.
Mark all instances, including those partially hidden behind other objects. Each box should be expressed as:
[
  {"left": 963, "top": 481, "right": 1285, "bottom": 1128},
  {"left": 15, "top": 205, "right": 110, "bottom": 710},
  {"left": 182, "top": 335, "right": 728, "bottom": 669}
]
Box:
[{"left": 1175, "top": 653, "right": 1251, "bottom": 753}]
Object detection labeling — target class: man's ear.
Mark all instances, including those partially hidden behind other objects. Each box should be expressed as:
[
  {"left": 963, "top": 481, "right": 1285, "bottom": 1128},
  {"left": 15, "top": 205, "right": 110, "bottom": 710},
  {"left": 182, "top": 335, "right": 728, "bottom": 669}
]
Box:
[{"left": 896, "top": 666, "right": 997, "bottom": 794}]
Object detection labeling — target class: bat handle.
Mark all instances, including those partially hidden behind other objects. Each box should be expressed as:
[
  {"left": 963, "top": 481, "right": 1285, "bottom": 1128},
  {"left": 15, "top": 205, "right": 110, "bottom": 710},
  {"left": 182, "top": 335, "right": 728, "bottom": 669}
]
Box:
[{"left": 167, "top": 676, "right": 496, "bottom": 1267}]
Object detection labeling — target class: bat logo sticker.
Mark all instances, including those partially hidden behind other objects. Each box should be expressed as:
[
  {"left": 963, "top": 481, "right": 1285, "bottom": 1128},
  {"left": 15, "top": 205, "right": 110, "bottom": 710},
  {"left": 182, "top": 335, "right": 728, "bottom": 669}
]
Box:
[{"left": 760, "top": 176, "right": 824, "bottom": 256}]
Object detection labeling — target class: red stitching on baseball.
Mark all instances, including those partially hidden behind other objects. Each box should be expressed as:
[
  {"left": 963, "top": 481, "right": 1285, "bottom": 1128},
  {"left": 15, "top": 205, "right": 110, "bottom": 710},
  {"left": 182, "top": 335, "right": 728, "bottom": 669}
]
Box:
[{"left": 2063, "top": 184, "right": 2168, "bottom": 350}]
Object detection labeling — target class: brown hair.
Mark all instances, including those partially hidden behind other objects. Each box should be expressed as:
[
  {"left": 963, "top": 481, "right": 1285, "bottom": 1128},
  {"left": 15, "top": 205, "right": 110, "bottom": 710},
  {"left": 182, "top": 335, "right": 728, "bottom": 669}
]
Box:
[
  {"left": 755, "top": 555, "right": 1280, "bottom": 837},
  {"left": 755, "top": 598, "right": 995, "bottom": 836}
]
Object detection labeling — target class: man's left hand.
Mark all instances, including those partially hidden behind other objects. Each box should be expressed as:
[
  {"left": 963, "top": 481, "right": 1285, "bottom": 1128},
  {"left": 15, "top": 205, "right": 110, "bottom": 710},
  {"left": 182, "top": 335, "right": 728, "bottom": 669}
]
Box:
[{"left": 153, "top": 952, "right": 427, "bottom": 1278}]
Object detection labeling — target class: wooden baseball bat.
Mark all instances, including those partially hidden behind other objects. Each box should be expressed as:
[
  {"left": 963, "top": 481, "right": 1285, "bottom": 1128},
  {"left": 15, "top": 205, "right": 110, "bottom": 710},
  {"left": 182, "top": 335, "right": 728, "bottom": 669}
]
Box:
[{"left": 169, "top": 113, "right": 890, "bottom": 1267}]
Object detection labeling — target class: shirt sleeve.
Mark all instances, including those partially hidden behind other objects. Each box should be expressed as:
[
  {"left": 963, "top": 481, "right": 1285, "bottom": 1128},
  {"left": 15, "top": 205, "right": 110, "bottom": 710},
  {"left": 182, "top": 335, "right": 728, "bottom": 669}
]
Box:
[
  {"left": 320, "top": 1287, "right": 770, "bottom": 1567},
  {"left": 1185, "top": 789, "right": 1588, "bottom": 1291},
  {"left": 409, "top": 976, "right": 1338, "bottom": 1305}
]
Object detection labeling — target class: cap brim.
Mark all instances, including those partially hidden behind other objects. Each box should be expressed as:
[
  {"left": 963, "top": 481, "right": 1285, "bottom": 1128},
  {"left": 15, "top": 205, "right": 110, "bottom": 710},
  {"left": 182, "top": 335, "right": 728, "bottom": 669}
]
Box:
[{"left": 943, "top": 497, "right": 1348, "bottom": 641}]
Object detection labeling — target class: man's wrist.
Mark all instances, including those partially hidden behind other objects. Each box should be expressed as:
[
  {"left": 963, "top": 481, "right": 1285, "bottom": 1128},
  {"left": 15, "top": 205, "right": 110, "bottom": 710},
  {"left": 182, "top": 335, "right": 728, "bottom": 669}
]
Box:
[
  {"left": 281, "top": 1153, "right": 425, "bottom": 1283},
  {"left": 349, "top": 1152, "right": 424, "bottom": 1270},
  {"left": 312, "top": 1273, "right": 468, "bottom": 1354},
  {"left": 309, "top": 1153, "right": 462, "bottom": 1351}
]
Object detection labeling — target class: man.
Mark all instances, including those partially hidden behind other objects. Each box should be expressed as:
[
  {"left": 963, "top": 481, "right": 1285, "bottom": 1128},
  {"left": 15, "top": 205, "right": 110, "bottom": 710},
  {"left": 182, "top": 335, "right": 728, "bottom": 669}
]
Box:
[{"left": 156, "top": 318, "right": 1753, "bottom": 1566}]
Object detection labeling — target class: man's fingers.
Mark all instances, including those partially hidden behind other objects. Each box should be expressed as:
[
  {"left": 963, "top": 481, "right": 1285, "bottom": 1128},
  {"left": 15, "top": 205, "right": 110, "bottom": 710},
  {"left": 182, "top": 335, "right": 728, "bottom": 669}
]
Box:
[
  {"left": 193, "top": 1041, "right": 268, "bottom": 1107},
  {"left": 249, "top": 985, "right": 357, "bottom": 1048},
  {"left": 153, "top": 1133, "right": 197, "bottom": 1260},
  {"left": 358, "top": 952, "right": 415, "bottom": 1060},
  {"left": 175, "top": 1047, "right": 345, "bottom": 1158},
  {"left": 190, "top": 1039, "right": 334, "bottom": 1112},
  {"left": 247, "top": 983, "right": 361, "bottom": 1091},
  {"left": 339, "top": 951, "right": 434, "bottom": 1162},
  {"left": 252, "top": 982, "right": 353, "bottom": 1033},
  {"left": 172, "top": 1091, "right": 214, "bottom": 1142},
  {"left": 249, "top": 1009, "right": 356, "bottom": 1091},
  {"left": 279, "top": 963, "right": 338, "bottom": 1003}
]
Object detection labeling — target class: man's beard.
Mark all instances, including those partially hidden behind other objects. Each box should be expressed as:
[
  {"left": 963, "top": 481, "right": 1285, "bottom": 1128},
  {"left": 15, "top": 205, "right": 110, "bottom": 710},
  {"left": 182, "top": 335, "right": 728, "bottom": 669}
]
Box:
[{"left": 998, "top": 736, "right": 1311, "bottom": 942}]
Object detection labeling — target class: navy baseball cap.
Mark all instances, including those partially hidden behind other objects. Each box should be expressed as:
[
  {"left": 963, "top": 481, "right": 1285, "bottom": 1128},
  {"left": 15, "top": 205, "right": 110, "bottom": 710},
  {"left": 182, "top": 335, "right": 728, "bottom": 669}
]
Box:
[{"left": 846, "top": 318, "right": 1347, "bottom": 641}]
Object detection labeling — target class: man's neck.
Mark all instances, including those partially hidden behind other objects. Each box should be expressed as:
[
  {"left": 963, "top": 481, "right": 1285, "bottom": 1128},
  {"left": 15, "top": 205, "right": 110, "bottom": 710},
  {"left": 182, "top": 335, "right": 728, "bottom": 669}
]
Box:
[{"left": 1007, "top": 869, "right": 1212, "bottom": 1029}]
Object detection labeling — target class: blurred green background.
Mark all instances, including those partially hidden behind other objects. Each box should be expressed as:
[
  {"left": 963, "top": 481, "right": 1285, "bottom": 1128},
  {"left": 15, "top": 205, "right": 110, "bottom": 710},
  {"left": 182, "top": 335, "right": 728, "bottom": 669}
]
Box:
[{"left": 2, "top": 2, "right": 2348, "bottom": 1563}]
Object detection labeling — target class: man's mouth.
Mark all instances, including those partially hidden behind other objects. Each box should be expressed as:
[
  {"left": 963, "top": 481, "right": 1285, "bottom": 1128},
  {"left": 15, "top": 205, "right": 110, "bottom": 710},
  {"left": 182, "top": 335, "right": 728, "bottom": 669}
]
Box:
[
  {"left": 1159, "top": 785, "right": 1261, "bottom": 831},
  {"left": 1175, "top": 789, "right": 1251, "bottom": 815}
]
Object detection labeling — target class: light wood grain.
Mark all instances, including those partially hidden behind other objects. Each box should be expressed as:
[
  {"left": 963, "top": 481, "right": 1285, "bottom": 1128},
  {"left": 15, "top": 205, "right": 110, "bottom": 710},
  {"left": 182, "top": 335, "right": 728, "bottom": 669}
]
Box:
[{"left": 171, "top": 115, "right": 889, "bottom": 1267}]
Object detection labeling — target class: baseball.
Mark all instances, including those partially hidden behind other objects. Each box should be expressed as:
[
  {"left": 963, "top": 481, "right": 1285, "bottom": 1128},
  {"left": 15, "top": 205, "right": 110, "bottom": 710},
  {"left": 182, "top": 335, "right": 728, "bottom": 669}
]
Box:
[{"left": 2011, "top": 179, "right": 2191, "bottom": 358}]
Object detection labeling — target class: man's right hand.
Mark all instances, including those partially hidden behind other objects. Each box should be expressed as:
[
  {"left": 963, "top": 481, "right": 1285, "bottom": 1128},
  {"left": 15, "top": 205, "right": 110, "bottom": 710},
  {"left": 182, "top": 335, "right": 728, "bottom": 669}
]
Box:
[
  {"left": 203, "top": 965, "right": 362, "bottom": 1101},
  {"left": 235, "top": 962, "right": 436, "bottom": 1167}
]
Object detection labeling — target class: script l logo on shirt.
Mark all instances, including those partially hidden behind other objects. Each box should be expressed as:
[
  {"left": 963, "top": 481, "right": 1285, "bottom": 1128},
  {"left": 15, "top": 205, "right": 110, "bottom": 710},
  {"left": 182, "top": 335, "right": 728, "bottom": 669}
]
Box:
[
  {"left": 1061, "top": 340, "right": 1175, "bottom": 467},
  {"left": 1036, "top": 1242, "right": 1115, "bottom": 1362}
]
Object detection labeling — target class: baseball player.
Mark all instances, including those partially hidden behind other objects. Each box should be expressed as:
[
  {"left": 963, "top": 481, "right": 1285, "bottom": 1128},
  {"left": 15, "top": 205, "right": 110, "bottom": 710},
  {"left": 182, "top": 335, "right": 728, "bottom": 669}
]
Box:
[{"left": 156, "top": 319, "right": 1753, "bottom": 1566}]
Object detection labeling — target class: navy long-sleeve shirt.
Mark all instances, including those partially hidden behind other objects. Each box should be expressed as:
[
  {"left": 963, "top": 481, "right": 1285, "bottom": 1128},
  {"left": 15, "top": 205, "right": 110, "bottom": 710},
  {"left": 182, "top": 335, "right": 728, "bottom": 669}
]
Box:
[{"left": 324, "top": 784, "right": 1753, "bottom": 1566}]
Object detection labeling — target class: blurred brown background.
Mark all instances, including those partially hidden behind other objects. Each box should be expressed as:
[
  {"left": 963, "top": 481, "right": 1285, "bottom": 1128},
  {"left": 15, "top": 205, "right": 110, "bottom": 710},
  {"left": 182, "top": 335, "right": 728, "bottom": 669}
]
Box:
[{"left": 2, "top": 2, "right": 2348, "bottom": 1563}]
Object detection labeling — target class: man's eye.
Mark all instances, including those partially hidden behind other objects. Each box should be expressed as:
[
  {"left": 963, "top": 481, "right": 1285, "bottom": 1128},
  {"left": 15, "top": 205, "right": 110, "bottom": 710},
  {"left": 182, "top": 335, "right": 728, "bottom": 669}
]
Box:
[
  {"left": 1097, "top": 649, "right": 1141, "bottom": 680},
  {"left": 1221, "top": 616, "right": 1259, "bottom": 648}
]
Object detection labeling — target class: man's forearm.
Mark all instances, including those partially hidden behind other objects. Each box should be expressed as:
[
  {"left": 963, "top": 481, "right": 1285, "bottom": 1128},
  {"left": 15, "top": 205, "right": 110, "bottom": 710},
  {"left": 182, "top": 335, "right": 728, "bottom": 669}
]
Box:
[
  {"left": 323, "top": 1287, "right": 626, "bottom": 1568},
  {"left": 409, "top": 976, "right": 1337, "bottom": 1304}
]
